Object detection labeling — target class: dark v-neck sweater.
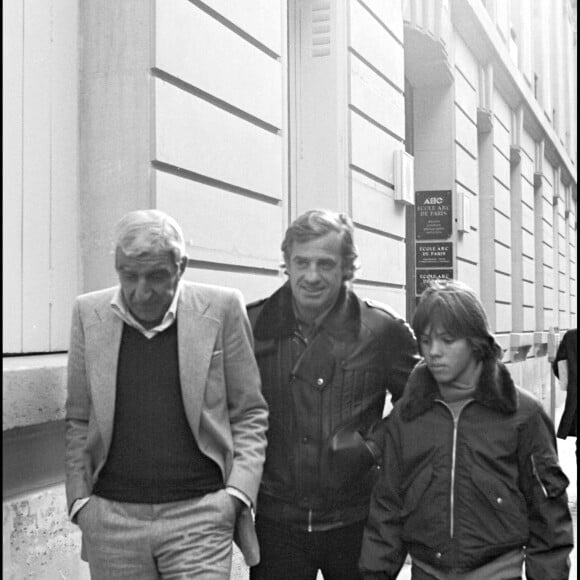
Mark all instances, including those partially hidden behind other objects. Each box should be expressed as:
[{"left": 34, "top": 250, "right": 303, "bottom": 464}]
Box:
[{"left": 93, "top": 322, "right": 223, "bottom": 503}]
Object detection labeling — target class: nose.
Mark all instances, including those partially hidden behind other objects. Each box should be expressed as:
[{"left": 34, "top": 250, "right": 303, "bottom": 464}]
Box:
[
  {"left": 428, "top": 339, "right": 442, "bottom": 358},
  {"left": 134, "top": 277, "right": 152, "bottom": 302},
  {"left": 304, "top": 264, "right": 321, "bottom": 284}
]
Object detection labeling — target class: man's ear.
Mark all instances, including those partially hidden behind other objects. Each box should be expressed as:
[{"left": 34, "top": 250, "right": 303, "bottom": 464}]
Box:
[{"left": 178, "top": 255, "right": 188, "bottom": 276}]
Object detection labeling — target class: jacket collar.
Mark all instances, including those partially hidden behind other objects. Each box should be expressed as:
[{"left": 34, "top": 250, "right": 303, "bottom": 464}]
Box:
[
  {"left": 400, "top": 358, "right": 518, "bottom": 421},
  {"left": 253, "top": 282, "right": 361, "bottom": 340}
]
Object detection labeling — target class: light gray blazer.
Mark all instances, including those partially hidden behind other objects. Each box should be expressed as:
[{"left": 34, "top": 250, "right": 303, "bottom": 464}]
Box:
[{"left": 65, "top": 281, "right": 268, "bottom": 565}]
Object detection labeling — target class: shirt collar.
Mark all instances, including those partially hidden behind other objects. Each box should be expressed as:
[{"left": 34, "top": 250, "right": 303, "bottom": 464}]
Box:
[{"left": 110, "top": 281, "right": 182, "bottom": 339}]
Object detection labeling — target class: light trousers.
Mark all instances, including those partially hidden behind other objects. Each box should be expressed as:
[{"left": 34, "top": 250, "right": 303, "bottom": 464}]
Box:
[{"left": 77, "top": 489, "right": 236, "bottom": 579}]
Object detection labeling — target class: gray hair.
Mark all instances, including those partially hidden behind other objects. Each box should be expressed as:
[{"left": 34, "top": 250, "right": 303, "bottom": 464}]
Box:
[
  {"left": 281, "top": 209, "right": 359, "bottom": 281},
  {"left": 114, "top": 209, "right": 187, "bottom": 263}
]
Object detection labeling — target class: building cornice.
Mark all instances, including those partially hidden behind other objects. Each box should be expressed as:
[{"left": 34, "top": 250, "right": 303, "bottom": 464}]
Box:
[{"left": 450, "top": 0, "right": 577, "bottom": 191}]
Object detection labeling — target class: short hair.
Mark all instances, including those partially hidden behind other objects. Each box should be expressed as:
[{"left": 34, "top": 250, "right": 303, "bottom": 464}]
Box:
[
  {"left": 412, "top": 279, "right": 503, "bottom": 361},
  {"left": 281, "top": 209, "right": 359, "bottom": 281},
  {"left": 114, "top": 209, "right": 187, "bottom": 263}
]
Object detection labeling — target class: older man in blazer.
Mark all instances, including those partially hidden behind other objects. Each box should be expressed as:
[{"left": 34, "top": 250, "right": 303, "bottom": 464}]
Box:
[{"left": 65, "top": 209, "right": 268, "bottom": 579}]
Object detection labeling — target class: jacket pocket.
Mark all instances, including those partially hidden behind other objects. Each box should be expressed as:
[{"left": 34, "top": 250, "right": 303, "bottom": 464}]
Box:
[
  {"left": 471, "top": 466, "right": 526, "bottom": 514},
  {"left": 531, "top": 453, "right": 570, "bottom": 498},
  {"left": 469, "top": 466, "right": 529, "bottom": 544}
]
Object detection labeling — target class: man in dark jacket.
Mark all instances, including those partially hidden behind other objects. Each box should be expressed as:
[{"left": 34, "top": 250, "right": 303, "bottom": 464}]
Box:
[
  {"left": 247, "top": 209, "right": 420, "bottom": 580},
  {"left": 553, "top": 328, "right": 577, "bottom": 464}
]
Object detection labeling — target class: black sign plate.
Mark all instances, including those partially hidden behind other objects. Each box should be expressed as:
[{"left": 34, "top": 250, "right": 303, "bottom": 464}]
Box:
[
  {"left": 416, "top": 268, "right": 454, "bottom": 296},
  {"left": 416, "top": 242, "right": 453, "bottom": 268},
  {"left": 415, "top": 190, "right": 452, "bottom": 240}
]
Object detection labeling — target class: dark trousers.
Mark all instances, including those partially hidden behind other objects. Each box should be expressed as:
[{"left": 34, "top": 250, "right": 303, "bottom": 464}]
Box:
[{"left": 250, "top": 515, "right": 365, "bottom": 580}]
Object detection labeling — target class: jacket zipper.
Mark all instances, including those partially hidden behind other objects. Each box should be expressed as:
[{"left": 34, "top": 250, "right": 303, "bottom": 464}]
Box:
[
  {"left": 436, "top": 400, "right": 473, "bottom": 539},
  {"left": 308, "top": 508, "right": 313, "bottom": 532}
]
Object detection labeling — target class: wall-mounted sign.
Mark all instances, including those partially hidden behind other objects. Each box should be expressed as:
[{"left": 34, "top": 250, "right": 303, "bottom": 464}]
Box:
[
  {"left": 416, "top": 242, "right": 453, "bottom": 268},
  {"left": 416, "top": 268, "right": 454, "bottom": 296},
  {"left": 415, "top": 190, "right": 452, "bottom": 240}
]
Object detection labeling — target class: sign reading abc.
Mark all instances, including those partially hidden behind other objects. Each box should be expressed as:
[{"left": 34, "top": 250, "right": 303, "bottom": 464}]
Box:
[{"left": 415, "top": 190, "right": 452, "bottom": 240}]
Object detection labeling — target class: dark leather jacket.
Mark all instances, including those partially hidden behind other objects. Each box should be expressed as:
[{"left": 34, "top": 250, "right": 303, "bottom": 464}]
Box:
[
  {"left": 360, "top": 360, "right": 574, "bottom": 580},
  {"left": 247, "top": 283, "right": 419, "bottom": 530}
]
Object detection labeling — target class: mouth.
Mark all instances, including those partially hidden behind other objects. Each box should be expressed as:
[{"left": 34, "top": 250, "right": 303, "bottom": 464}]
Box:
[
  {"left": 301, "top": 286, "right": 325, "bottom": 295},
  {"left": 429, "top": 365, "right": 447, "bottom": 372}
]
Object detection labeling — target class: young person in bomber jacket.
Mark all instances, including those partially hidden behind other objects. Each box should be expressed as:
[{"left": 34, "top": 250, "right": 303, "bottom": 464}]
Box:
[{"left": 359, "top": 279, "right": 573, "bottom": 580}]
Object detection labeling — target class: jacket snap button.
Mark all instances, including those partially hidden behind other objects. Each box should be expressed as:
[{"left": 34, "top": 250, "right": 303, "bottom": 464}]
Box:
[
  {"left": 496, "top": 497, "right": 503, "bottom": 504},
  {"left": 435, "top": 552, "right": 442, "bottom": 559},
  {"left": 317, "top": 378, "right": 324, "bottom": 386}
]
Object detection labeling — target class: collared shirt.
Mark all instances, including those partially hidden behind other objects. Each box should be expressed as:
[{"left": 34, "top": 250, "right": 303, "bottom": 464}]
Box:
[{"left": 110, "top": 283, "right": 182, "bottom": 339}]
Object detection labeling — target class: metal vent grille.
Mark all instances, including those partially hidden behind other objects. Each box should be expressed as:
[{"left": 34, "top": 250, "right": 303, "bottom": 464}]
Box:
[{"left": 312, "top": 1, "right": 331, "bottom": 57}]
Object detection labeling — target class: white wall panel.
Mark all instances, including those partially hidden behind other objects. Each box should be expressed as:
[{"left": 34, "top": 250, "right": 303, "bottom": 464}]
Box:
[
  {"left": 455, "top": 109, "right": 477, "bottom": 157},
  {"left": 523, "top": 307, "right": 535, "bottom": 331},
  {"left": 454, "top": 71, "right": 477, "bottom": 119},
  {"left": 184, "top": 267, "right": 283, "bottom": 305},
  {"left": 350, "top": 0, "right": 404, "bottom": 90},
  {"left": 201, "top": 0, "right": 282, "bottom": 55},
  {"left": 456, "top": 220, "right": 480, "bottom": 264},
  {"left": 155, "top": 79, "right": 283, "bottom": 199},
  {"left": 456, "top": 146, "right": 479, "bottom": 193},
  {"left": 523, "top": 280, "right": 535, "bottom": 306},
  {"left": 49, "top": 0, "right": 79, "bottom": 350},
  {"left": 454, "top": 34, "right": 479, "bottom": 87},
  {"left": 351, "top": 112, "right": 401, "bottom": 185},
  {"left": 542, "top": 241, "right": 554, "bottom": 269},
  {"left": 522, "top": 232, "right": 535, "bottom": 264},
  {"left": 522, "top": 204, "right": 534, "bottom": 234},
  {"left": 351, "top": 171, "right": 405, "bottom": 237},
  {"left": 493, "top": 150, "right": 511, "bottom": 189},
  {"left": 360, "top": 0, "right": 403, "bottom": 40},
  {"left": 2, "top": 0, "right": 24, "bottom": 352},
  {"left": 356, "top": 230, "right": 405, "bottom": 286},
  {"left": 155, "top": 171, "right": 282, "bottom": 270},
  {"left": 493, "top": 88, "right": 512, "bottom": 133},
  {"left": 495, "top": 303, "right": 512, "bottom": 333},
  {"left": 495, "top": 241, "right": 512, "bottom": 275},
  {"left": 353, "top": 283, "right": 407, "bottom": 319},
  {"left": 456, "top": 260, "right": 479, "bottom": 292},
  {"left": 522, "top": 178, "right": 534, "bottom": 208},
  {"left": 495, "top": 213, "right": 512, "bottom": 253},
  {"left": 156, "top": 1, "right": 282, "bottom": 128},
  {"left": 350, "top": 55, "right": 405, "bottom": 140},
  {"left": 21, "top": 0, "right": 52, "bottom": 351},
  {"left": 494, "top": 181, "right": 511, "bottom": 217}
]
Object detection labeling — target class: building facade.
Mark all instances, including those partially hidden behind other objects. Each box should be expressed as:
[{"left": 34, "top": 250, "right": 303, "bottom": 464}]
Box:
[{"left": 3, "top": 0, "right": 577, "bottom": 577}]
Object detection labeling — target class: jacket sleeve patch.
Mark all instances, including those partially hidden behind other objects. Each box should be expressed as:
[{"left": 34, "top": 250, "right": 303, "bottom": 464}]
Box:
[{"left": 531, "top": 453, "right": 570, "bottom": 498}]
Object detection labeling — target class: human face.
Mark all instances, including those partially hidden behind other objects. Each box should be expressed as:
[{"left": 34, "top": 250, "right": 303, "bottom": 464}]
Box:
[
  {"left": 115, "top": 248, "right": 186, "bottom": 329},
  {"left": 419, "top": 325, "right": 478, "bottom": 386},
  {"left": 285, "top": 232, "right": 345, "bottom": 322}
]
